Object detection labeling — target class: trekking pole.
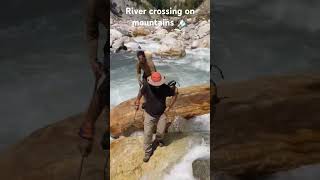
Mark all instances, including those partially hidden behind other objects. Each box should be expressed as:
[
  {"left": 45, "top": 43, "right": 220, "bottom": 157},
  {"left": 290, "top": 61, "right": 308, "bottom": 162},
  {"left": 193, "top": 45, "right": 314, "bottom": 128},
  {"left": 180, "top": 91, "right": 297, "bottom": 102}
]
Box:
[
  {"left": 133, "top": 105, "right": 139, "bottom": 122},
  {"left": 77, "top": 73, "right": 101, "bottom": 180},
  {"left": 77, "top": 155, "right": 85, "bottom": 180},
  {"left": 133, "top": 82, "right": 143, "bottom": 122},
  {"left": 211, "top": 64, "right": 224, "bottom": 80}
]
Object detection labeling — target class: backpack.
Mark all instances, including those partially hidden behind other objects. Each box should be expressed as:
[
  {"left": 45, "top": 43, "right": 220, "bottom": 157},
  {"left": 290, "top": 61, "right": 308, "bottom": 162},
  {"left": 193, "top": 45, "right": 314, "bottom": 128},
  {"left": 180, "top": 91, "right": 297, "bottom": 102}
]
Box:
[{"left": 167, "top": 80, "right": 180, "bottom": 88}]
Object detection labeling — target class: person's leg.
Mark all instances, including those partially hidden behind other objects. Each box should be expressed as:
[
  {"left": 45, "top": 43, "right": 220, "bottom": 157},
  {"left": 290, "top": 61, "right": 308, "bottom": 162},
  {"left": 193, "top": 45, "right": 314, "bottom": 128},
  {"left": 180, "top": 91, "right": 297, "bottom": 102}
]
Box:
[
  {"left": 156, "top": 113, "right": 167, "bottom": 146},
  {"left": 144, "top": 112, "right": 156, "bottom": 161}
]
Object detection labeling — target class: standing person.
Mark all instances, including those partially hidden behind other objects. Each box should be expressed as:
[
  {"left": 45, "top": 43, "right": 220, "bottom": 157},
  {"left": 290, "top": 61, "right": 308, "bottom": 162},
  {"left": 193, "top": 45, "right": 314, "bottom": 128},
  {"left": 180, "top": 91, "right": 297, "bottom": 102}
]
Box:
[
  {"left": 78, "top": 0, "right": 109, "bottom": 158},
  {"left": 135, "top": 72, "right": 178, "bottom": 162},
  {"left": 136, "top": 51, "right": 156, "bottom": 86}
]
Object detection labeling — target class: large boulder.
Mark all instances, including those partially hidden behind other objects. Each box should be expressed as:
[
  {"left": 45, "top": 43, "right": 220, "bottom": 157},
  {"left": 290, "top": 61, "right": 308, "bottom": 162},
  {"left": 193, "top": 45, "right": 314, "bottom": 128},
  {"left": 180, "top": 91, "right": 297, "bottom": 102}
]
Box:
[
  {"left": 112, "top": 37, "right": 124, "bottom": 50},
  {"left": 110, "top": 84, "right": 210, "bottom": 137},
  {"left": 110, "top": 133, "right": 206, "bottom": 180},
  {"left": 110, "top": 29, "right": 123, "bottom": 46},
  {"left": 197, "top": 23, "right": 210, "bottom": 39},
  {"left": 132, "top": 27, "right": 151, "bottom": 37},
  {"left": 212, "top": 73, "right": 320, "bottom": 177},
  {"left": 155, "top": 36, "right": 186, "bottom": 58},
  {"left": 199, "top": 35, "right": 210, "bottom": 48},
  {"left": 152, "top": 28, "right": 168, "bottom": 40},
  {"left": 193, "top": 158, "right": 210, "bottom": 180},
  {"left": 112, "top": 23, "right": 133, "bottom": 37}
]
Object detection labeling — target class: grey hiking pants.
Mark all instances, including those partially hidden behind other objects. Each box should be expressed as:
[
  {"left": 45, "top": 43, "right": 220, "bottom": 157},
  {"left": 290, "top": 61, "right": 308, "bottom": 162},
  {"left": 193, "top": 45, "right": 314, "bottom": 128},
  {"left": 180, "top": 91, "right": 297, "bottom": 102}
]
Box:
[{"left": 144, "top": 112, "right": 167, "bottom": 154}]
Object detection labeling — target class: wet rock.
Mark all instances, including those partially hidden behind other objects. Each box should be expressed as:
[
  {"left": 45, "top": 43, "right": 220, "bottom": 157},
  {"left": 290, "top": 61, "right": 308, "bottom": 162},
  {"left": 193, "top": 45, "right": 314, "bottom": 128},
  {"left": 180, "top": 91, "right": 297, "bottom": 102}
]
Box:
[
  {"left": 112, "top": 38, "right": 124, "bottom": 51},
  {"left": 192, "top": 158, "right": 210, "bottom": 180},
  {"left": 112, "top": 37, "right": 130, "bottom": 53}
]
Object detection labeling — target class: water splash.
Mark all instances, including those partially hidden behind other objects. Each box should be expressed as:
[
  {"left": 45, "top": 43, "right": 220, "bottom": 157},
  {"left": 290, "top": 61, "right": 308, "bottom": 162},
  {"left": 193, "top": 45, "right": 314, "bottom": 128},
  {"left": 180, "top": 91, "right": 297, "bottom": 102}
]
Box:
[
  {"left": 163, "top": 141, "right": 210, "bottom": 180},
  {"left": 168, "top": 114, "right": 210, "bottom": 133}
]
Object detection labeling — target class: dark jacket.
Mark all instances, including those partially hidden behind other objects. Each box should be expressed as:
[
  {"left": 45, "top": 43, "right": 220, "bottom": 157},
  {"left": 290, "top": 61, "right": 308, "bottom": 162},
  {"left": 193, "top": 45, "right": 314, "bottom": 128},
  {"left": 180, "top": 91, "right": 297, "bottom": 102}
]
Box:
[{"left": 140, "top": 82, "right": 176, "bottom": 117}]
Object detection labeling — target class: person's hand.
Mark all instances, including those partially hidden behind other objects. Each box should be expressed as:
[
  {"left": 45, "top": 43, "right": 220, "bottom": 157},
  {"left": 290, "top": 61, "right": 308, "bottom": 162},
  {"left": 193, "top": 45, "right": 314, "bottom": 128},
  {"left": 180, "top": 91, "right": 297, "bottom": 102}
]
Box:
[
  {"left": 91, "top": 61, "right": 103, "bottom": 80},
  {"left": 164, "top": 107, "right": 171, "bottom": 114},
  {"left": 134, "top": 100, "right": 140, "bottom": 110},
  {"left": 138, "top": 79, "right": 143, "bottom": 87},
  {"left": 78, "top": 123, "right": 94, "bottom": 157},
  {"left": 78, "top": 138, "right": 93, "bottom": 157}
]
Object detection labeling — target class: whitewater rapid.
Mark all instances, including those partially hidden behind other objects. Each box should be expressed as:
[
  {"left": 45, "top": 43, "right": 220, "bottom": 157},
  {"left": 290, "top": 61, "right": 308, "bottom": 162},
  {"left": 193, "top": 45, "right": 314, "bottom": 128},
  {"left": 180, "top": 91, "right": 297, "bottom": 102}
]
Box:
[{"left": 110, "top": 49, "right": 210, "bottom": 108}]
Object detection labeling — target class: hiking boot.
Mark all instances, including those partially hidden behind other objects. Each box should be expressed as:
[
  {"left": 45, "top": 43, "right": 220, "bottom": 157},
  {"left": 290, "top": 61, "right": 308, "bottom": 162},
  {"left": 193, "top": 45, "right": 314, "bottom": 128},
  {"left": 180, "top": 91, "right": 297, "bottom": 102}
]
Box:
[
  {"left": 143, "top": 153, "right": 151, "bottom": 163},
  {"left": 158, "top": 140, "right": 165, "bottom": 147}
]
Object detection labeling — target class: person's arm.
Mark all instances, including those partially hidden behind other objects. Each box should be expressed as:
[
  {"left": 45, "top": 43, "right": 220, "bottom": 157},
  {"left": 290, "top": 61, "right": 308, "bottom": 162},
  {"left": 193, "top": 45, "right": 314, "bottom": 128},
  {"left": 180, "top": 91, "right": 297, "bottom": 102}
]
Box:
[
  {"left": 78, "top": 0, "right": 101, "bottom": 142},
  {"left": 149, "top": 58, "right": 157, "bottom": 72},
  {"left": 135, "top": 85, "right": 144, "bottom": 110},
  {"left": 86, "top": 0, "right": 102, "bottom": 79},
  {"left": 166, "top": 86, "right": 179, "bottom": 112},
  {"left": 136, "top": 62, "right": 142, "bottom": 85}
]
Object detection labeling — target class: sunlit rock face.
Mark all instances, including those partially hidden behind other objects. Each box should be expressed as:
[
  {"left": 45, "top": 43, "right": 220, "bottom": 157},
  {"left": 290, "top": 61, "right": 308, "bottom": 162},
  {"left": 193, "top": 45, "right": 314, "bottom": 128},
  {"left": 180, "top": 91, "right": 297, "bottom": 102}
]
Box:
[{"left": 110, "top": 133, "right": 209, "bottom": 180}]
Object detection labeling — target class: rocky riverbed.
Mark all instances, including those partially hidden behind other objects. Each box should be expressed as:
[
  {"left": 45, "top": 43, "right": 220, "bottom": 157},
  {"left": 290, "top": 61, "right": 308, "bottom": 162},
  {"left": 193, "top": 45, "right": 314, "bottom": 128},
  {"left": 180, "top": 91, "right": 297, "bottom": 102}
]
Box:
[{"left": 110, "top": 0, "right": 210, "bottom": 57}]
